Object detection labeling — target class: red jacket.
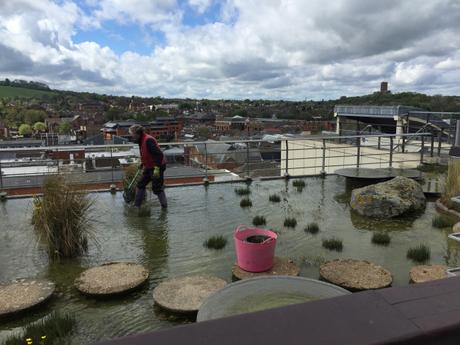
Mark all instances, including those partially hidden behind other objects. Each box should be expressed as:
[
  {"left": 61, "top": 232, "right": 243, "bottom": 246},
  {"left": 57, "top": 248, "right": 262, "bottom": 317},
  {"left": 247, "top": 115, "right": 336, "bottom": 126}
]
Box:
[{"left": 139, "top": 133, "right": 166, "bottom": 169}]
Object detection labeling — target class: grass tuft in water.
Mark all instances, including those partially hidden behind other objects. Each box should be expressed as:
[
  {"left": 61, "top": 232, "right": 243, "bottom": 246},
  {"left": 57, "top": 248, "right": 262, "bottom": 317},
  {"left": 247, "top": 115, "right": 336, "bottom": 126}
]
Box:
[
  {"left": 407, "top": 245, "right": 431, "bottom": 262},
  {"left": 122, "top": 164, "right": 143, "bottom": 203},
  {"left": 234, "top": 187, "right": 251, "bottom": 196},
  {"left": 240, "top": 198, "right": 253, "bottom": 208},
  {"left": 32, "top": 176, "right": 95, "bottom": 259},
  {"left": 204, "top": 235, "right": 228, "bottom": 250},
  {"left": 3, "top": 312, "right": 76, "bottom": 345},
  {"left": 322, "top": 237, "right": 343, "bottom": 251},
  {"left": 269, "top": 194, "right": 281, "bottom": 203},
  {"left": 432, "top": 214, "right": 458, "bottom": 228},
  {"left": 371, "top": 232, "right": 391, "bottom": 246},
  {"left": 284, "top": 217, "right": 297, "bottom": 228},
  {"left": 292, "top": 180, "right": 306, "bottom": 188},
  {"left": 252, "top": 215, "right": 267, "bottom": 226},
  {"left": 304, "top": 222, "right": 320, "bottom": 234},
  {"left": 417, "top": 163, "right": 448, "bottom": 174}
]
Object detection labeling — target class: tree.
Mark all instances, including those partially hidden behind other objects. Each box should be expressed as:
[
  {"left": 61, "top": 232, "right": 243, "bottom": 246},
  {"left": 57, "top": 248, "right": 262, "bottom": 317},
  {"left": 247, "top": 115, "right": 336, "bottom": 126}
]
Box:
[
  {"left": 197, "top": 127, "right": 210, "bottom": 138},
  {"left": 33, "top": 122, "right": 47, "bottom": 132},
  {"left": 24, "top": 109, "right": 46, "bottom": 124},
  {"left": 58, "top": 121, "right": 72, "bottom": 135},
  {"left": 18, "top": 124, "right": 32, "bottom": 136}
]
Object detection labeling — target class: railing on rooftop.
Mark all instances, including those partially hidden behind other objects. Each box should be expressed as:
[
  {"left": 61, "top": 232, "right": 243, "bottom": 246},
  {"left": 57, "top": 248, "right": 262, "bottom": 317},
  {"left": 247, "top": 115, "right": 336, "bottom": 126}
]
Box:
[{"left": 0, "top": 132, "right": 447, "bottom": 193}]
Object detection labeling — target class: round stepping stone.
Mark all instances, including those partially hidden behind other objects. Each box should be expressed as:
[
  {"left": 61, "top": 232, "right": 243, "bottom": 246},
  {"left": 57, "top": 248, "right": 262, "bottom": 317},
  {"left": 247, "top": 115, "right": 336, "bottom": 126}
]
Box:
[
  {"left": 0, "top": 279, "right": 55, "bottom": 317},
  {"left": 153, "top": 275, "right": 227, "bottom": 313},
  {"left": 410, "top": 264, "right": 448, "bottom": 284},
  {"left": 75, "top": 262, "right": 149, "bottom": 296},
  {"left": 232, "top": 257, "right": 300, "bottom": 280},
  {"left": 320, "top": 259, "right": 392, "bottom": 291}
]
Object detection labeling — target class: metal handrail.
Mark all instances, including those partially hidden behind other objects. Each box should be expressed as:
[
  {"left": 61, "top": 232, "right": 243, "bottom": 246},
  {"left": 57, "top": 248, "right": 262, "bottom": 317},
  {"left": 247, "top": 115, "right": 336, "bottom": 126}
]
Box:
[{"left": 0, "top": 132, "right": 434, "bottom": 153}]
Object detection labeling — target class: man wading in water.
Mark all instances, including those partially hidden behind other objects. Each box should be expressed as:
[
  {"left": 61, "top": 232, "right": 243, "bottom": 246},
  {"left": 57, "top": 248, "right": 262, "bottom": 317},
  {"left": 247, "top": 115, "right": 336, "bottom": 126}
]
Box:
[{"left": 129, "top": 124, "right": 168, "bottom": 209}]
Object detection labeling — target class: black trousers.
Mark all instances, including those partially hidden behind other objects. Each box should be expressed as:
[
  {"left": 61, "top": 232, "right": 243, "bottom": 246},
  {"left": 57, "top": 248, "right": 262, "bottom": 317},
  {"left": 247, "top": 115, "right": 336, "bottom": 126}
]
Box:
[{"left": 137, "top": 165, "right": 166, "bottom": 195}]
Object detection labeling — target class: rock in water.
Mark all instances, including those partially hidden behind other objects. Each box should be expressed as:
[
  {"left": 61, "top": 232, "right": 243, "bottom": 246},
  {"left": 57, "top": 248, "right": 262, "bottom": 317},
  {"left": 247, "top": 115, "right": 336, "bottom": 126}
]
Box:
[{"left": 350, "top": 176, "right": 426, "bottom": 218}]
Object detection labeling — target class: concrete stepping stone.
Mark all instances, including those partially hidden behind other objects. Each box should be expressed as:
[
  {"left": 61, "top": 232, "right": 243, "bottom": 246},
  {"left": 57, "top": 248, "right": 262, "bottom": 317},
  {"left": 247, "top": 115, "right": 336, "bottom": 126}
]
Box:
[
  {"left": 410, "top": 264, "right": 448, "bottom": 284},
  {"left": 320, "top": 259, "right": 392, "bottom": 291},
  {"left": 232, "top": 257, "right": 300, "bottom": 280},
  {"left": 75, "top": 262, "right": 149, "bottom": 296},
  {"left": 153, "top": 275, "right": 227, "bottom": 314},
  {"left": 0, "top": 279, "right": 55, "bottom": 317}
]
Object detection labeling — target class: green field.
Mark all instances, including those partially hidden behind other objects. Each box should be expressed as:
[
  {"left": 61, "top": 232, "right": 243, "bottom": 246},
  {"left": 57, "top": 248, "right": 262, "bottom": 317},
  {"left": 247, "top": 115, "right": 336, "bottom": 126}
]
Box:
[{"left": 0, "top": 85, "right": 57, "bottom": 98}]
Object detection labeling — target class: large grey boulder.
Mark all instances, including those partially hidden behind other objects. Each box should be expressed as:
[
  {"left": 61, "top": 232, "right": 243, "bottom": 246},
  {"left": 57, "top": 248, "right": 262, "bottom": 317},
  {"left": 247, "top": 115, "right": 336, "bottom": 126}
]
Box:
[{"left": 350, "top": 176, "right": 426, "bottom": 218}]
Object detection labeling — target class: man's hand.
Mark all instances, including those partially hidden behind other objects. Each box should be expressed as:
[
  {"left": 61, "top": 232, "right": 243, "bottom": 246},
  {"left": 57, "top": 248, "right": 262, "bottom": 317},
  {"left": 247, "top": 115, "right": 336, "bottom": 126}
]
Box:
[{"left": 153, "top": 166, "right": 160, "bottom": 178}]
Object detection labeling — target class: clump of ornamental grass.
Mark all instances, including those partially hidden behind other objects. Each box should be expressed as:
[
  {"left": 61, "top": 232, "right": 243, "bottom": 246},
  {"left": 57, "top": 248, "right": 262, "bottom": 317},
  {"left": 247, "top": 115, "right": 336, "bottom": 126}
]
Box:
[
  {"left": 292, "top": 180, "right": 306, "bottom": 188},
  {"left": 123, "top": 164, "right": 143, "bottom": 203},
  {"left": 284, "top": 217, "right": 297, "bottom": 228},
  {"left": 322, "top": 237, "right": 343, "bottom": 251},
  {"left": 234, "top": 187, "right": 251, "bottom": 196},
  {"left": 371, "top": 232, "right": 391, "bottom": 246},
  {"left": 432, "top": 214, "right": 458, "bottom": 228},
  {"left": 32, "top": 176, "right": 95, "bottom": 259},
  {"left": 269, "top": 194, "right": 281, "bottom": 203},
  {"left": 252, "top": 215, "right": 267, "bottom": 226},
  {"left": 442, "top": 159, "right": 460, "bottom": 202},
  {"left": 204, "top": 235, "right": 227, "bottom": 250},
  {"left": 3, "top": 312, "right": 76, "bottom": 345},
  {"left": 416, "top": 163, "right": 448, "bottom": 174},
  {"left": 406, "top": 244, "right": 431, "bottom": 263},
  {"left": 304, "top": 222, "right": 320, "bottom": 234},
  {"left": 240, "top": 198, "right": 252, "bottom": 208}
]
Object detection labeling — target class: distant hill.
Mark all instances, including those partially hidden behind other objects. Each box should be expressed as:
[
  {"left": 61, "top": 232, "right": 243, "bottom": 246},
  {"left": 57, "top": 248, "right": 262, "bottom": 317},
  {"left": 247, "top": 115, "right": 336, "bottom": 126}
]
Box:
[{"left": 0, "top": 85, "right": 57, "bottom": 98}]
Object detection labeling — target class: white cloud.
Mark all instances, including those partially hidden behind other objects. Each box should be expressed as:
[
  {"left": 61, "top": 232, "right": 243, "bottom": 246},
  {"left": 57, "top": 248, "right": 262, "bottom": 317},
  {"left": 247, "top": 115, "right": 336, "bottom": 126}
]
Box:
[
  {"left": 188, "top": 0, "right": 213, "bottom": 14},
  {"left": 1, "top": 0, "right": 460, "bottom": 99}
]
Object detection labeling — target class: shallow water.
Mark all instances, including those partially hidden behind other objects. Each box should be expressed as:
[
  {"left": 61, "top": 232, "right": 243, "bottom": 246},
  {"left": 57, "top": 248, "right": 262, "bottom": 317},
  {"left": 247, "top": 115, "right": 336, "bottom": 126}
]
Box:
[
  {"left": 226, "top": 292, "right": 314, "bottom": 316},
  {"left": 1, "top": 176, "right": 459, "bottom": 344}
]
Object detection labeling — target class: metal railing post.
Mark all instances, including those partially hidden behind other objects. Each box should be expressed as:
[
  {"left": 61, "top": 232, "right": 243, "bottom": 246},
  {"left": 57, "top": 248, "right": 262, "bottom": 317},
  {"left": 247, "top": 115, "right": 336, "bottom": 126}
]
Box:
[
  {"left": 204, "top": 143, "right": 208, "bottom": 180},
  {"left": 0, "top": 160, "right": 3, "bottom": 190},
  {"left": 321, "top": 139, "right": 326, "bottom": 176},
  {"left": 437, "top": 132, "right": 442, "bottom": 157},
  {"left": 389, "top": 136, "right": 393, "bottom": 168},
  {"left": 430, "top": 134, "right": 435, "bottom": 158},
  {"left": 356, "top": 136, "right": 361, "bottom": 167},
  {"left": 246, "top": 142, "right": 250, "bottom": 178},
  {"left": 110, "top": 146, "right": 114, "bottom": 183},
  {"left": 401, "top": 136, "right": 405, "bottom": 153},
  {"left": 285, "top": 140, "right": 289, "bottom": 176},
  {"left": 420, "top": 135, "right": 425, "bottom": 164},
  {"left": 378, "top": 136, "right": 381, "bottom": 150}
]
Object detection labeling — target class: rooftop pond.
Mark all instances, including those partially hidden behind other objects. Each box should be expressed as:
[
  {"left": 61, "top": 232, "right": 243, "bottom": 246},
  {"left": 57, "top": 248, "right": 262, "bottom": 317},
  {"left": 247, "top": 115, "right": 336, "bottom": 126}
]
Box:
[{"left": 1, "top": 175, "right": 459, "bottom": 344}]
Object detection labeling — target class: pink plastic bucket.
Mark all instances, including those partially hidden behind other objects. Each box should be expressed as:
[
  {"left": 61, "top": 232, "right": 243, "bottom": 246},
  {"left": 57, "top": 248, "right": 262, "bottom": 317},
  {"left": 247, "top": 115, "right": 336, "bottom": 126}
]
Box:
[{"left": 234, "top": 225, "right": 278, "bottom": 273}]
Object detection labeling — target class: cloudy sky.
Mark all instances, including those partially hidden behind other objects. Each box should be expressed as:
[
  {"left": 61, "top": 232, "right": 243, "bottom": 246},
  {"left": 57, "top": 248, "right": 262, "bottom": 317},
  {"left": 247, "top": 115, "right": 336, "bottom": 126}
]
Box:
[{"left": 1, "top": 0, "right": 460, "bottom": 100}]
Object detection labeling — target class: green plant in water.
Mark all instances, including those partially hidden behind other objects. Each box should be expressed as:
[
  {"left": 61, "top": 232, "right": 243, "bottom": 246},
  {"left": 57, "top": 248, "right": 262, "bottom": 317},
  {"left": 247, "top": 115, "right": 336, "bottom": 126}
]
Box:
[
  {"left": 3, "top": 312, "right": 76, "bottom": 345},
  {"left": 122, "top": 164, "right": 143, "bottom": 203},
  {"left": 252, "top": 215, "right": 266, "bottom": 226},
  {"left": 407, "top": 245, "right": 431, "bottom": 262},
  {"left": 284, "top": 217, "right": 297, "bottom": 228},
  {"left": 269, "top": 194, "right": 281, "bottom": 203},
  {"left": 304, "top": 222, "right": 319, "bottom": 234},
  {"left": 371, "top": 232, "right": 391, "bottom": 246},
  {"left": 204, "top": 235, "right": 227, "bottom": 250},
  {"left": 240, "top": 198, "right": 252, "bottom": 208},
  {"left": 292, "top": 180, "right": 306, "bottom": 188},
  {"left": 322, "top": 237, "right": 343, "bottom": 251},
  {"left": 234, "top": 187, "right": 251, "bottom": 196},
  {"left": 416, "top": 163, "right": 448, "bottom": 174},
  {"left": 432, "top": 214, "right": 458, "bottom": 228},
  {"left": 443, "top": 158, "right": 460, "bottom": 202},
  {"left": 32, "top": 176, "right": 95, "bottom": 259}
]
